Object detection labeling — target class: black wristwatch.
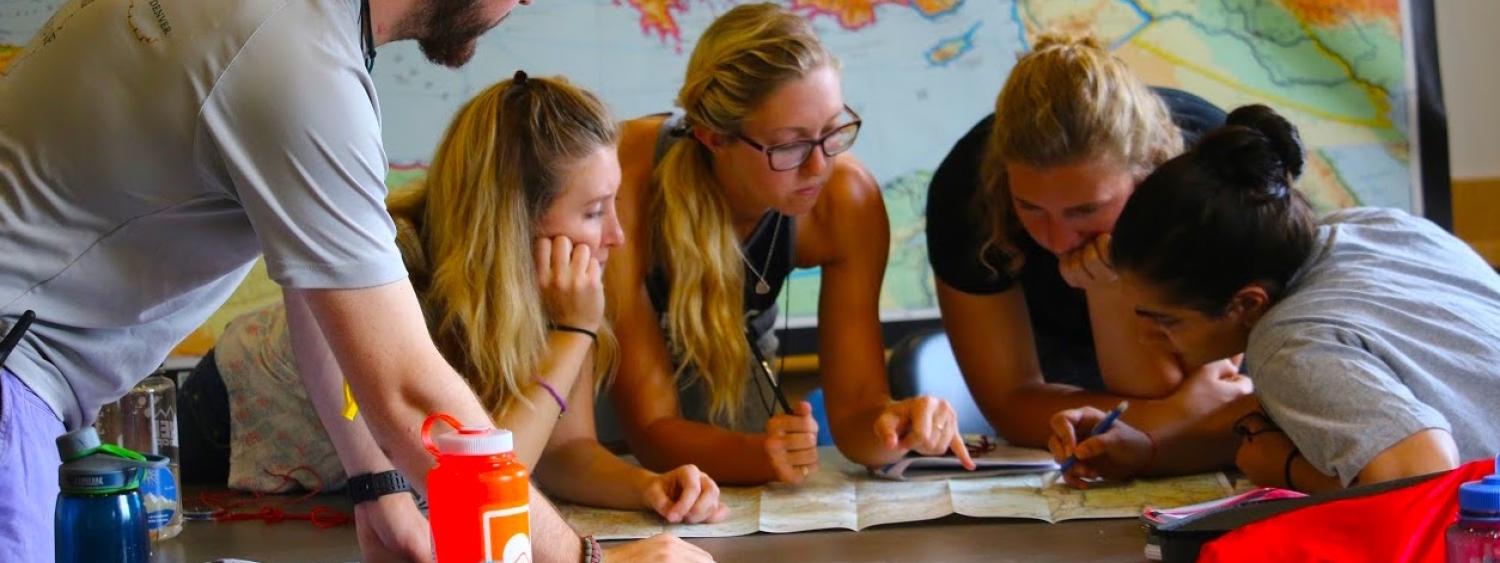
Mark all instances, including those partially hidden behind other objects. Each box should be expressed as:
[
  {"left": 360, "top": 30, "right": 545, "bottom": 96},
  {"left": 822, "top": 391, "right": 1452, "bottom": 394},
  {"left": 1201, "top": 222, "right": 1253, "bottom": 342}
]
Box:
[{"left": 347, "top": 470, "right": 414, "bottom": 505}]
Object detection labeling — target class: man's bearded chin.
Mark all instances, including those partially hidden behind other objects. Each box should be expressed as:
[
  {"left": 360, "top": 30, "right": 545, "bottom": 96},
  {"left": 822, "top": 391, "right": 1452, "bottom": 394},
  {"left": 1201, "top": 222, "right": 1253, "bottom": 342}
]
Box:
[
  {"left": 420, "top": 36, "right": 479, "bottom": 68},
  {"left": 415, "top": 0, "right": 494, "bottom": 68}
]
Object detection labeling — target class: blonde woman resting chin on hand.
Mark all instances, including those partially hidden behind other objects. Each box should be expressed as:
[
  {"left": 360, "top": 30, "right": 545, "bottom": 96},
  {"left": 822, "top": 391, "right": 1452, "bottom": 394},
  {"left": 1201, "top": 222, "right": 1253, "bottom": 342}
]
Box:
[{"left": 177, "top": 73, "right": 723, "bottom": 562}]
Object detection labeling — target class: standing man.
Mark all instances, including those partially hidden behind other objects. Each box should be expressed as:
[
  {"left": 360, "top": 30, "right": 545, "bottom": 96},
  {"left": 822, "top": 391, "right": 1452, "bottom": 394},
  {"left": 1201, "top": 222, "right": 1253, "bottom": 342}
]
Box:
[{"left": 0, "top": 0, "right": 710, "bottom": 560}]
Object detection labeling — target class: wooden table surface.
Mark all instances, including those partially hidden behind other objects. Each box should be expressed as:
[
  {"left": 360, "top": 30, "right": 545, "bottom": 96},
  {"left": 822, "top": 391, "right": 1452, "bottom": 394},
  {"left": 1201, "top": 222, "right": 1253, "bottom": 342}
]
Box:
[{"left": 153, "top": 509, "right": 1149, "bottom": 562}]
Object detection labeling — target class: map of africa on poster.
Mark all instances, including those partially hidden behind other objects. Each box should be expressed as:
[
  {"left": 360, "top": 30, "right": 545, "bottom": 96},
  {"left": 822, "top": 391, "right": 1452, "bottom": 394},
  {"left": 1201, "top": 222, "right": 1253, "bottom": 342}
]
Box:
[{"left": 1, "top": 0, "right": 1420, "bottom": 338}]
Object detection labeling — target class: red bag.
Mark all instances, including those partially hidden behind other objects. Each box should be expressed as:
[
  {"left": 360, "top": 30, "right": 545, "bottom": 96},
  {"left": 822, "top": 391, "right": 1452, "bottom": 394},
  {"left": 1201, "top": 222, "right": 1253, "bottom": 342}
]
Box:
[{"left": 1199, "top": 458, "right": 1496, "bottom": 563}]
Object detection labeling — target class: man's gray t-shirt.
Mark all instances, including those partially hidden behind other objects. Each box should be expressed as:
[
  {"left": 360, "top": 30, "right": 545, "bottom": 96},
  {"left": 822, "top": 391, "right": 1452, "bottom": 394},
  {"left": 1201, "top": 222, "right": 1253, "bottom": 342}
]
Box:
[
  {"left": 1248, "top": 208, "right": 1500, "bottom": 485},
  {"left": 0, "top": 0, "right": 406, "bottom": 430}
]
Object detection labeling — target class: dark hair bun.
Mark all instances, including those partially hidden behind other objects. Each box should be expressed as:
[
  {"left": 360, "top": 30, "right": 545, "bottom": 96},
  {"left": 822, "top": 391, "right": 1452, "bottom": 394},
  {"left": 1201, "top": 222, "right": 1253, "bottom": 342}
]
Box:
[
  {"left": 1227, "top": 104, "right": 1303, "bottom": 178},
  {"left": 1196, "top": 104, "right": 1304, "bottom": 201}
]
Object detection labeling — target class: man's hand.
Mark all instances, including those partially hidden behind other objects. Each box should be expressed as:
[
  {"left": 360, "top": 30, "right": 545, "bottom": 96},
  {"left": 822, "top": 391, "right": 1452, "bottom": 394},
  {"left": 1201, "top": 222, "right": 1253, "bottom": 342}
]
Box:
[
  {"left": 604, "top": 534, "right": 715, "bottom": 562},
  {"left": 353, "top": 493, "right": 433, "bottom": 563}
]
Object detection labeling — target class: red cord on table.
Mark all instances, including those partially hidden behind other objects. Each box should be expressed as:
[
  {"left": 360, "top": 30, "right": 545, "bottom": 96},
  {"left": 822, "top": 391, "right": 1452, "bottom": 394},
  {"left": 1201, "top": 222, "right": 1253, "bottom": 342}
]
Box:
[{"left": 194, "top": 465, "right": 352, "bottom": 529}]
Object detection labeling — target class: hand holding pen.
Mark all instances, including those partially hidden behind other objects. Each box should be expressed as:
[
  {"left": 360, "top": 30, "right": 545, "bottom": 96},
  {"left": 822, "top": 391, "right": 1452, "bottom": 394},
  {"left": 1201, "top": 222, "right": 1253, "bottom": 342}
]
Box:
[
  {"left": 1058, "top": 401, "right": 1128, "bottom": 474},
  {"left": 763, "top": 401, "right": 820, "bottom": 485},
  {"left": 1048, "top": 401, "right": 1156, "bottom": 488},
  {"left": 747, "top": 333, "right": 820, "bottom": 484}
]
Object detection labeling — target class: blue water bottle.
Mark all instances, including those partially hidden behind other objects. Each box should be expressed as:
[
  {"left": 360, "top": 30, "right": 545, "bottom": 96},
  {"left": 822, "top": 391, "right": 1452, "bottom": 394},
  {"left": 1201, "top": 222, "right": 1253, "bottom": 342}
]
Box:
[
  {"left": 1447, "top": 455, "right": 1500, "bottom": 563},
  {"left": 55, "top": 427, "right": 150, "bottom": 563}
]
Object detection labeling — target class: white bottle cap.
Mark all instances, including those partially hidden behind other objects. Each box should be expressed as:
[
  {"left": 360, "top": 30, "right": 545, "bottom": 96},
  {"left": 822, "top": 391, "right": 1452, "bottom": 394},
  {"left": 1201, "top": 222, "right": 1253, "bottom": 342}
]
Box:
[{"left": 432, "top": 427, "right": 514, "bottom": 456}]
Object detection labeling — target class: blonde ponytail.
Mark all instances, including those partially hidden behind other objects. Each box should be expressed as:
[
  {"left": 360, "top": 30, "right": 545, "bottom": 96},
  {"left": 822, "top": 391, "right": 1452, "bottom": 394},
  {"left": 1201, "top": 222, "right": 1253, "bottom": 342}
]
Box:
[{"left": 650, "top": 2, "right": 833, "bottom": 424}]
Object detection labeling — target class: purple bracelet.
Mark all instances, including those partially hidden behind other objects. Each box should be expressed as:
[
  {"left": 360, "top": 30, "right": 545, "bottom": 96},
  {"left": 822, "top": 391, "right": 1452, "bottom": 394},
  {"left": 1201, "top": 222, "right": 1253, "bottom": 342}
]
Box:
[{"left": 536, "top": 380, "right": 567, "bottom": 414}]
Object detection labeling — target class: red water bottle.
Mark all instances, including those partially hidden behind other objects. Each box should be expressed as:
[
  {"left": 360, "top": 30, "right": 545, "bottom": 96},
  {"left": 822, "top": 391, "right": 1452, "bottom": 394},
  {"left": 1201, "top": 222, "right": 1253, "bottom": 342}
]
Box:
[{"left": 423, "top": 413, "right": 531, "bottom": 563}]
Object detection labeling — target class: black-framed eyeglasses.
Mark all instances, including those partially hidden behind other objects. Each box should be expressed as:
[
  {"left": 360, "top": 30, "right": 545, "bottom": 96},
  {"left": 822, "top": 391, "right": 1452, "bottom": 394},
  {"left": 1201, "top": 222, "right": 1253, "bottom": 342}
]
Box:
[{"left": 735, "top": 105, "right": 862, "bottom": 172}]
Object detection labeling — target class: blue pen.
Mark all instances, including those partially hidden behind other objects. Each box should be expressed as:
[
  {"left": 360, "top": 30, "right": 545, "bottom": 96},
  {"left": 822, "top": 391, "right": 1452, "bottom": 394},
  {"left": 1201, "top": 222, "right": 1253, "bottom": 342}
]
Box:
[{"left": 1058, "top": 401, "right": 1130, "bottom": 475}]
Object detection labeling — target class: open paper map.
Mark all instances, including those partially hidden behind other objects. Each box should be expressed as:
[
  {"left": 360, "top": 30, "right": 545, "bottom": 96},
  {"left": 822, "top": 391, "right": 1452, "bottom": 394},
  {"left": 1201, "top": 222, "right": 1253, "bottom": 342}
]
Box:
[{"left": 560, "top": 447, "right": 1238, "bottom": 540}]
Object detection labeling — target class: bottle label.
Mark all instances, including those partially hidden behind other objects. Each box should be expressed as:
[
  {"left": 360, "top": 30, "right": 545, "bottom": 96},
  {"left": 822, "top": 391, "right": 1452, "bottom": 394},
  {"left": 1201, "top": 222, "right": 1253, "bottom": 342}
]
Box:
[
  {"left": 142, "top": 465, "right": 178, "bottom": 531},
  {"left": 154, "top": 394, "right": 178, "bottom": 458},
  {"left": 481, "top": 505, "right": 531, "bottom": 563}
]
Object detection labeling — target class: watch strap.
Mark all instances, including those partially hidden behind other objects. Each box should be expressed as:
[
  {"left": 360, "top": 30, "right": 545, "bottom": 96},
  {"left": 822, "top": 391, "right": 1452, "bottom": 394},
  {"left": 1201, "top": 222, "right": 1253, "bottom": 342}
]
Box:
[{"left": 347, "top": 470, "right": 413, "bottom": 505}]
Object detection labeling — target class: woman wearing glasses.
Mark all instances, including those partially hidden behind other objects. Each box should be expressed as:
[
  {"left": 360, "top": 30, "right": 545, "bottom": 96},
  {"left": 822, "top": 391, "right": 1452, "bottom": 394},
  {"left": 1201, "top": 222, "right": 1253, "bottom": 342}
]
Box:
[{"left": 605, "top": 2, "right": 975, "bottom": 486}]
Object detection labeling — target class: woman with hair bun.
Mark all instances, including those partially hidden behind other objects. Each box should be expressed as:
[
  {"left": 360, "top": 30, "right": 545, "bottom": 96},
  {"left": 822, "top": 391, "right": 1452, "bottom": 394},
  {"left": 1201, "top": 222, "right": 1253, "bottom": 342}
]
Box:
[{"left": 1050, "top": 105, "right": 1500, "bottom": 493}]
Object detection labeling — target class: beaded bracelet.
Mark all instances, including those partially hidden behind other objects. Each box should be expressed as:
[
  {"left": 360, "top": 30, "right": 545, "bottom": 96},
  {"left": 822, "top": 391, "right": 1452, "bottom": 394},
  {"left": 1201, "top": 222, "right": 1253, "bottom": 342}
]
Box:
[{"left": 580, "top": 534, "right": 603, "bottom": 563}]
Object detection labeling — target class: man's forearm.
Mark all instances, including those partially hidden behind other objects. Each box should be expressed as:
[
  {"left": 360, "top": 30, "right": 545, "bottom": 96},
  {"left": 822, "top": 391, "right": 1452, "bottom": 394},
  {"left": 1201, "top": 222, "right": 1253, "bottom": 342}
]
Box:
[
  {"left": 290, "top": 284, "right": 585, "bottom": 563},
  {"left": 531, "top": 483, "right": 583, "bottom": 563},
  {"left": 290, "top": 283, "right": 493, "bottom": 497},
  {"left": 341, "top": 347, "right": 493, "bottom": 497},
  {"left": 287, "top": 292, "right": 397, "bottom": 476},
  {"left": 298, "top": 373, "right": 397, "bottom": 477}
]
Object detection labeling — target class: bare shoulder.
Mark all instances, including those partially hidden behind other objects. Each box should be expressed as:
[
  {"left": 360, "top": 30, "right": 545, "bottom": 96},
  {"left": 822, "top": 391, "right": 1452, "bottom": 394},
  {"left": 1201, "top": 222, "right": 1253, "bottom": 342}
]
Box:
[
  {"left": 812, "top": 155, "right": 885, "bottom": 232},
  {"left": 801, "top": 154, "right": 888, "bottom": 265},
  {"left": 618, "top": 115, "right": 667, "bottom": 170},
  {"left": 825, "top": 154, "right": 881, "bottom": 205},
  {"left": 616, "top": 115, "right": 669, "bottom": 233},
  {"left": 617, "top": 115, "right": 671, "bottom": 192}
]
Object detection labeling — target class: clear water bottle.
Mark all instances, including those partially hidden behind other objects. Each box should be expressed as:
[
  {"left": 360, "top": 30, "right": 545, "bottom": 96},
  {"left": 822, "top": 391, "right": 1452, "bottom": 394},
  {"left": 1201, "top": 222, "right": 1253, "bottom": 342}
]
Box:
[
  {"left": 95, "top": 373, "right": 182, "bottom": 541},
  {"left": 55, "top": 427, "right": 150, "bottom": 563},
  {"left": 1448, "top": 456, "right": 1500, "bottom": 563}
]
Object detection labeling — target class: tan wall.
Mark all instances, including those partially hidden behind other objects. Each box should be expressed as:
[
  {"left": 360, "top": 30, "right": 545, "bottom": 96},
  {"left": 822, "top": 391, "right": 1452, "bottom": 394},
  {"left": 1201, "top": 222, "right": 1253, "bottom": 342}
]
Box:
[
  {"left": 1437, "top": 1, "right": 1500, "bottom": 180},
  {"left": 1437, "top": 2, "right": 1500, "bottom": 265},
  {"left": 1454, "top": 178, "right": 1500, "bottom": 266}
]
